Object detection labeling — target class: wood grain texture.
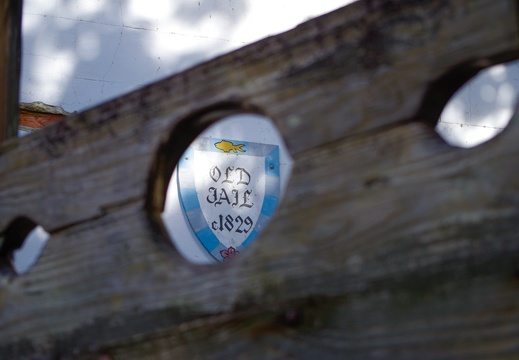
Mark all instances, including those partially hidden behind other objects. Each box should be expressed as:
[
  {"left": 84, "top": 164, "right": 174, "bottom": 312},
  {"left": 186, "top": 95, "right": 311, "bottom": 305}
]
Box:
[{"left": 0, "top": 0, "right": 519, "bottom": 359}]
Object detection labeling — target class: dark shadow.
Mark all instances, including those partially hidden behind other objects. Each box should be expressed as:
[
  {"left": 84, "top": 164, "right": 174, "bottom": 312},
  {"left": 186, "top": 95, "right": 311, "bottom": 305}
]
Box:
[
  {"left": 146, "top": 102, "right": 262, "bottom": 221},
  {"left": 0, "top": 217, "right": 38, "bottom": 276}
]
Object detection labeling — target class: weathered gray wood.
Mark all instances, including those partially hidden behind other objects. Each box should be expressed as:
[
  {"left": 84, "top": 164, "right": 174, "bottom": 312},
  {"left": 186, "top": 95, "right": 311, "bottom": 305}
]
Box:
[
  {"left": 0, "top": 0, "right": 22, "bottom": 141},
  {"left": 0, "top": 0, "right": 519, "bottom": 359}
]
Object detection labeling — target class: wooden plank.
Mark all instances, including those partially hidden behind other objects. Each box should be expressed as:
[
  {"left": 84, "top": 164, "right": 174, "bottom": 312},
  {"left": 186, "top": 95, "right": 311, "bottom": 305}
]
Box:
[
  {"left": 0, "top": 0, "right": 518, "bottom": 358},
  {"left": 0, "top": 0, "right": 22, "bottom": 141},
  {"left": 0, "top": 0, "right": 518, "bottom": 232}
]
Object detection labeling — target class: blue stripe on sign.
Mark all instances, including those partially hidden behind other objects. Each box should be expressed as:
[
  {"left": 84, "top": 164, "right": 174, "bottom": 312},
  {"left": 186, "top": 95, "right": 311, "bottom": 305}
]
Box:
[
  {"left": 196, "top": 227, "right": 220, "bottom": 252},
  {"left": 265, "top": 147, "right": 280, "bottom": 177},
  {"left": 241, "top": 229, "right": 259, "bottom": 248},
  {"left": 186, "top": 208, "right": 208, "bottom": 233},
  {"left": 261, "top": 194, "right": 279, "bottom": 216},
  {"left": 255, "top": 213, "right": 271, "bottom": 229},
  {"left": 265, "top": 173, "right": 280, "bottom": 196},
  {"left": 179, "top": 188, "right": 199, "bottom": 212}
]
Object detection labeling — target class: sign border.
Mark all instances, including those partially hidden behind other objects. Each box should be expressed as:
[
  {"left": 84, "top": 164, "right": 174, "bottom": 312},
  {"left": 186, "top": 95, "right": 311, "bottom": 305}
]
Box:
[{"left": 177, "top": 137, "right": 280, "bottom": 262}]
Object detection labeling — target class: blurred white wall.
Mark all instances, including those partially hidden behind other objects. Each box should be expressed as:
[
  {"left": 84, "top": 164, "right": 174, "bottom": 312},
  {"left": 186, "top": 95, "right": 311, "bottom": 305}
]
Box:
[
  {"left": 20, "top": 0, "right": 351, "bottom": 112},
  {"left": 20, "top": 0, "right": 519, "bottom": 147}
]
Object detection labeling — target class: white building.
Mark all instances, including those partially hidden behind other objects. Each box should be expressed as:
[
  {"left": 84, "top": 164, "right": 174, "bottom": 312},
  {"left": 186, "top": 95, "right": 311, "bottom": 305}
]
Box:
[{"left": 20, "top": 0, "right": 519, "bottom": 147}]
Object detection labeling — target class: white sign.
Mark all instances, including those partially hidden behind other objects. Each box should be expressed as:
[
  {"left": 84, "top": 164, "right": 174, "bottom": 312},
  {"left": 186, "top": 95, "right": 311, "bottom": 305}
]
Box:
[
  {"left": 162, "top": 114, "right": 293, "bottom": 264},
  {"left": 178, "top": 137, "right": 280, "bottom": 262}
]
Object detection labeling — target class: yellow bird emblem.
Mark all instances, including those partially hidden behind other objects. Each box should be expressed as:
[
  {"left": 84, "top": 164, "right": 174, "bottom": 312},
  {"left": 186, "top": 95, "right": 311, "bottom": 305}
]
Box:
[{"left": 214, "top": 140, "right": 246, "bottom": 153}]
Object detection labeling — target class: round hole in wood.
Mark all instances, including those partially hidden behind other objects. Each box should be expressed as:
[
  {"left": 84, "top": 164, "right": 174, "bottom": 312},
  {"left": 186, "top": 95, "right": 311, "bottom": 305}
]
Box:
[
  {"left": 0, "top": 217, "right": 50, "bottom": 275},
  {"left": 159, "top": 113, "right": 293, "bottom": 264},
  {"left": 436, "top": 60, "right": 519, "bottom": 148}
]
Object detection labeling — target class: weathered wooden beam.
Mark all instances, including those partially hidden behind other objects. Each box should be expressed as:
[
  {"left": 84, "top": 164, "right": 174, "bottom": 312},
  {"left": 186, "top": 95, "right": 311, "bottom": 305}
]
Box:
[
  {"left": 0, "top": 0, "right": 22, "bottom": 141},
  {"left": 0, "top": 0, "right": 518, "bottom": 359}
]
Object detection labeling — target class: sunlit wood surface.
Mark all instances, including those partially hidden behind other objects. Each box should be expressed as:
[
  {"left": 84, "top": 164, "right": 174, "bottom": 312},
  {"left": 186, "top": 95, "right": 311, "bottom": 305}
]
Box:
[{"left": 1, "top": 0, "right": 519, "bottom": 358}]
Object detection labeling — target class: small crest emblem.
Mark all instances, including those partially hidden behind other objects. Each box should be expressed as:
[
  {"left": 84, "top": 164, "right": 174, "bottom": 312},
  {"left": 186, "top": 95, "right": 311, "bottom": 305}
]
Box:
[{"left": 177, "top": 137, "right": 280, "bottom": 262}]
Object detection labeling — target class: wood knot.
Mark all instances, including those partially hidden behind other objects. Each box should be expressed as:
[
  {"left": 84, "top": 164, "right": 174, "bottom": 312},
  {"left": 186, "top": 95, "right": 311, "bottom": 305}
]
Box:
[
  {"left": 364, "top": 175, "right": 390, "bottom": 189},
  {"left": 281, "top": 308, "right": 302, "bottom": 327}
]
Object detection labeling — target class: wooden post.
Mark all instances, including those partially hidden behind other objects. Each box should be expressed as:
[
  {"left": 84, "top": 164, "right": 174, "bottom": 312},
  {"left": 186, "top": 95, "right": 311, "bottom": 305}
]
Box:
[
  {"left": 0, "top": 0, "right": 22, "bottom": 141},
  {"left": 0, "top": 0, "right": 519, "bottom": 359}
]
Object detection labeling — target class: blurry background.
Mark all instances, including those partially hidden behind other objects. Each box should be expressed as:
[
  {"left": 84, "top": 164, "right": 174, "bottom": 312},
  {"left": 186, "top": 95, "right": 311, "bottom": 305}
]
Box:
[
  {"left": 19, "top": 0, "right": 519, "bottom": 147},
  {"left": 20, "top": 0, "right": 349, "bottom": 111}
]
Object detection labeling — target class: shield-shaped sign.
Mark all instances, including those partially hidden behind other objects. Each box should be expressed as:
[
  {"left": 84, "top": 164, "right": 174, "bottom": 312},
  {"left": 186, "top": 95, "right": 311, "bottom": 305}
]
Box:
[{"left": 177, "top": 137, "right": 280, "bottom": 262}]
